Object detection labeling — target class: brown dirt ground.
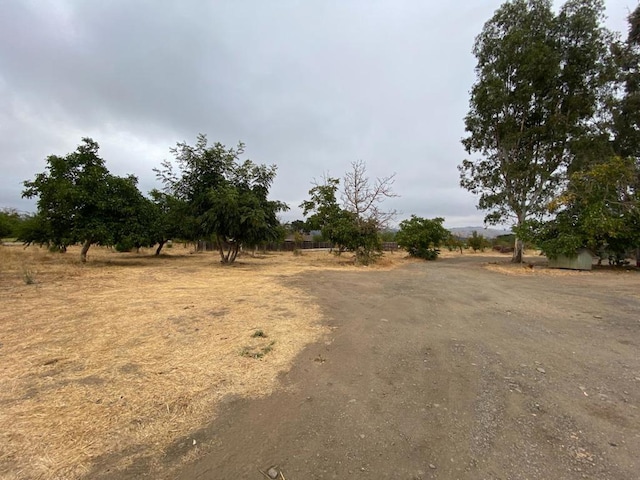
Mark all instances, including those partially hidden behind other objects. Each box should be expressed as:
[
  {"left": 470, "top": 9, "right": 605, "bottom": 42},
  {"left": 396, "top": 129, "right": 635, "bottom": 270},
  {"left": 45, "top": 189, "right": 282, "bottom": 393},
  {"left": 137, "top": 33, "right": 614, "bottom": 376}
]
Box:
[
  {"left": 2, "top": 246, "right": 639, "bottom": 479},
  {"left": 1, "top": 245, "right": 405, "bottom": 480},
  {"left": 170, "top": 251, "right": 639, "bottom": 480}
]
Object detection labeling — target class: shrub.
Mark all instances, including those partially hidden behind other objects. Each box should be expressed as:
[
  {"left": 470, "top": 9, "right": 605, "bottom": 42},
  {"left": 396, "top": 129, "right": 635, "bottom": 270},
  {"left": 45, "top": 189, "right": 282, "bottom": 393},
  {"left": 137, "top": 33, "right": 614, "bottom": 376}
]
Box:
[{"left": 396, "top": 216, "right": 449, "bottom": 260}]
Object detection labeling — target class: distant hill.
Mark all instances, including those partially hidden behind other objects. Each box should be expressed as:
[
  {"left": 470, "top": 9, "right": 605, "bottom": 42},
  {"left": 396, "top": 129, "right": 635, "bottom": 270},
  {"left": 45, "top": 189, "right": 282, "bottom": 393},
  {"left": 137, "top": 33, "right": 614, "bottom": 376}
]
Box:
[{"left": 448, "top": 226, "right": 511, "bottom": 239}]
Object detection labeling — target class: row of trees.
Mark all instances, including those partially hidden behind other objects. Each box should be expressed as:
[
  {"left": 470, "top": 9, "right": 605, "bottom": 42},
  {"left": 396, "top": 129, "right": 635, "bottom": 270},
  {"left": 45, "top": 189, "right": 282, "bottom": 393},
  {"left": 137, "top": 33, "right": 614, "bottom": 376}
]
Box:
[
  {"left": 19, "top": 136, "right": 287, "bottom": 263},
  {"left": 460, "top": 0, "right": 640, "bottom": 263},
  {"left": 0, "top": 209, "right": 25, "bottom": 239},
  {"left": 17, "top": 136, "right": 459, "bottom": 264},
  {"left": 296, "top": 163, "right": 460, "bottom": 263}
]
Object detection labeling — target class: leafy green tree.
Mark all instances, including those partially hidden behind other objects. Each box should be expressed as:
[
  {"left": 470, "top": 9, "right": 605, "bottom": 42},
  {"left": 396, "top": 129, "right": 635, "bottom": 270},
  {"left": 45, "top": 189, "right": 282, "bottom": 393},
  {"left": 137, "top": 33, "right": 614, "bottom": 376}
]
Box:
[
  {"left": 0, "top": 208, "right": 23, "bottom": 239},
  {"left": 492, "top": 234, "right": 516, "bottom": 249},
  {"left": 289, "top": 220, "right": 308, "bottom": 234},
  {"left": 301, "top": 176, "right": 343, "bottom": 243},
  {"left": 15, "top": 213, "right": 51, "bottom": 247},
  {"left": 459, "top": 0, "right": 615, "bottom": 263},
  {"left": 156, "top": 134, "right": 288, "bottom": 263},
  {"left": 301, "top": 176, "right": 352, "bottom": 254},
  {"left": 301, "top": 162, "right": 397, "bottom": 265},
  {"left": 467, "top": 231, "right": 491, "bottom": 253},
  {"left": 147, "top": 190, "right": 193, "bottom": 255},
  {"left": 108, "top": 175, "right": 161, "bottom": 254},
  {"left": 21, "top": 138, "right": 149, "bottom": 262},
  {"left": 611, "top": 5, "right": 640, "bottom": 160},
  {"left": 445, "top": 233, "right": 465, "bottom": 254},
  {"left": 301, "top": 164, "right": 396, "bottom": 265},
  {"left": 335, "top": 213, "right": 382, "bottom": 264},
  {"left": 522, "top": 157, "right": 640, "bottom": 263},
  {"left": 396, "top": 216, "right": 449, "bottom": 260}
]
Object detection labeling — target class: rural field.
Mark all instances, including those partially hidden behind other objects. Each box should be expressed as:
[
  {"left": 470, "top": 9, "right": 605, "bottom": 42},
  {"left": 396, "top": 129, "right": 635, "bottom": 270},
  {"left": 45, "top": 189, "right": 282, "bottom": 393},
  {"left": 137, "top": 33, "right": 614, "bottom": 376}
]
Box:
[
  {"left": 1, "top": 245, "right": 639, "bottom": 479},
  {"left": 0, "top": 244, "right": 404, "bottom": 479}
]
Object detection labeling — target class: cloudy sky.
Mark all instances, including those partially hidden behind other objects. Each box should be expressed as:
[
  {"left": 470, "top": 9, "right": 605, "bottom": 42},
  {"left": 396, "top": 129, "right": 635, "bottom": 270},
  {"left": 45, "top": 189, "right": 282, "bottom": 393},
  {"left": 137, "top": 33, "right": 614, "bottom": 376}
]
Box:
[{"left": 0, "top": 0, "right": 635, "bottom": 227}]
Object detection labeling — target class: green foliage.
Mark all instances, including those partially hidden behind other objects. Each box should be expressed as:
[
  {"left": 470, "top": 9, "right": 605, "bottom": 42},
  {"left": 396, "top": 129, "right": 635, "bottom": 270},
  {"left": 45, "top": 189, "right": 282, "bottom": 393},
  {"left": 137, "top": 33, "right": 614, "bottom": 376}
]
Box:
[
  {"left": 492, "top": 234, "right": 516, "bottom": 248},
  {"left": 301, "top": 177, "right": 342, "bottom": 241},
  {"left": 103, "top": 175, "right": 158, "bottom": 253},
  {"left": 523, "top": 157, "right": 640, "bottom": 259},
  {"left": 340, "top": 215, "right": 382, "bottom": 265},
  {"left": 396, "top": 216, "right": 449, "bottom": 260},
  {"left": 21, "top": 138, "right": 150, "bottom": 261},
  {"left": 289, "top": 220, "right": 308, "bottom": 234},
  {"left": 0, "top": 209, "right": 24, "bottom": 239},
  {"left": 611, "top": 4, "right": 640, "bottom": 160},
  {"left": 379, "top": 229, "right": 397, "bottom": 242},
  {"left": 146, "top": 190, "right": 191, "bottom": 255},
  {"left": 284, "top": 219, "right": 308, "bottom": 254},
  {"left": 114, "top": 239, "right": 135, "bottom": 252},
  {"left": 301, "top": 180, "right": 382, "bottom": 264},
  {"left": 240, "top": 340, "right": 275, "bottom": 359},
  {"left": 467, "top": 231, "right": 491, "bottom": 252},
  {"left": 156, "top": 134, "right": 288, "bottom": 264},
  {"left": 445, "top": 234, "right": 465, "bottom": 253},
  {"left": 301, "top": 162, "right": 396, "bottom": 265},
  {"left": 16, "top": 214, "right": 53, "bottom": 249},
  {"left": 459, "top": 0, "right": 615, "bottom": 262}
]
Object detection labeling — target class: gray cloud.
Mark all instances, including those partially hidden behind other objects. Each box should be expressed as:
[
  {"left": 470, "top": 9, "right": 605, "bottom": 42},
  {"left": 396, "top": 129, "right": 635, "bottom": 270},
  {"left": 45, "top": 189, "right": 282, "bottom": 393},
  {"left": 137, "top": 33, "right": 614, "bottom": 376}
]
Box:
[{"left": 0, "top": 0, "right": 633, "bottom": 226}]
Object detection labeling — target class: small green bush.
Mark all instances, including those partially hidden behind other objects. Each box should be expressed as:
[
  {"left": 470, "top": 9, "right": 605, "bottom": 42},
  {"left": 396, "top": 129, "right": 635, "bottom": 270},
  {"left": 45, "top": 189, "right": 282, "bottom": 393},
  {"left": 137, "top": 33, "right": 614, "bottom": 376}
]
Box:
[
  {"left": 396, "top": 216, "right": 448, "bottom": 260},
  {"left": 114, "top": 239, "right": 135, "bottom": 252}
]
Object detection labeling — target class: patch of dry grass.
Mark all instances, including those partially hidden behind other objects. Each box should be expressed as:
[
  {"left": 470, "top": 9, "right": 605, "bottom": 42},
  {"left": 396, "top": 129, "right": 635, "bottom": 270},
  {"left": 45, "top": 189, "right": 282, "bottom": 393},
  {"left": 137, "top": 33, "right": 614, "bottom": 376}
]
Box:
[
  {"left": 481, "top": 250, "right": 598, "bottom": 277},
  {"left": 0, "top": 245, "right": 408, "bottom": 479}
]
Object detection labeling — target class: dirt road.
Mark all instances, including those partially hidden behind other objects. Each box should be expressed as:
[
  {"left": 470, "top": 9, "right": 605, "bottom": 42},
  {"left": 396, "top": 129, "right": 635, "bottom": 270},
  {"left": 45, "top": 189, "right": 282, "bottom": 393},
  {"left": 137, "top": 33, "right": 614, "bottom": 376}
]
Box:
[{"left": 168, "top": 255, "right": 638, "bottom": 479}]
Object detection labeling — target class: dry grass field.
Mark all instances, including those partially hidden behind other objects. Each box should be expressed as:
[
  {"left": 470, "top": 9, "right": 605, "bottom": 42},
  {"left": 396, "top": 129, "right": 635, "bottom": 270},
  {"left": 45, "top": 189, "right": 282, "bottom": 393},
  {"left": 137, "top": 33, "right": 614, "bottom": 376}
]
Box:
[{"left": 0, "top": 244, "right": 409, "bottom": 479}]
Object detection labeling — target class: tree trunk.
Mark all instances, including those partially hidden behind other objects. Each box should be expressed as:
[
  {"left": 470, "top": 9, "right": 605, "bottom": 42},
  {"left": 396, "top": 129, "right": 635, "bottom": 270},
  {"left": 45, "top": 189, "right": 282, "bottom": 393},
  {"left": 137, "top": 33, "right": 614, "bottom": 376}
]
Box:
[
  {"left": 217, "top": 235, "right": 227, "bottom": 263},
  {"left": 229, "top": 242, "right": 239, "bottom": 263},
  {"left": 155, "top": 240, "right": 166, "bottom": 256},
  {"left": 217, "top": 236, "right": 240, "bottom": 264},
  {"left": 512, "top": 213, "right": 525, "bottom": 263},
  {"left": 80, "top": 240, "right": 92, "bottom": 263},
  {"left": 512, "top": 236, "right": 523, "bottom": 263}
]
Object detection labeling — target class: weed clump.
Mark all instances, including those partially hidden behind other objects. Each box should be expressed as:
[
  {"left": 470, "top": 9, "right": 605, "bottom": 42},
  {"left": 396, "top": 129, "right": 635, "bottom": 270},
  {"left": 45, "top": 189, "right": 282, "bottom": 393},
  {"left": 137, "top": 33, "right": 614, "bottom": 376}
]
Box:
[
  {"left": 22, "top": 267, "right": 36, "bottom": 285},
  {"left": 240, "top": 341, "right": 275, "bottom": 359}
]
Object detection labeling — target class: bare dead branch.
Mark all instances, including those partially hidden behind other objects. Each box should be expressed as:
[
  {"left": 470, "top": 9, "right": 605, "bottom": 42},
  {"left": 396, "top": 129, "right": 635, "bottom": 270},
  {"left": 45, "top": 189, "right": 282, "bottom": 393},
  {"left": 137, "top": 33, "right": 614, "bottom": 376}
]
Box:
[{"left": 342, "top": 160, "right": 398, "bottom": 228}]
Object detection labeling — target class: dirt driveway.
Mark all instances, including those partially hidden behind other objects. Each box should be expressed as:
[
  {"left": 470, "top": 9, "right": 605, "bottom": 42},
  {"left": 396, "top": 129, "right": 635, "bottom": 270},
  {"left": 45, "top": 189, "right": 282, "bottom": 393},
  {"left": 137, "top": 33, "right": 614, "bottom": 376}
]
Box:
[{"left": 148, "top": 255, "right": 638, "bottom": 479}]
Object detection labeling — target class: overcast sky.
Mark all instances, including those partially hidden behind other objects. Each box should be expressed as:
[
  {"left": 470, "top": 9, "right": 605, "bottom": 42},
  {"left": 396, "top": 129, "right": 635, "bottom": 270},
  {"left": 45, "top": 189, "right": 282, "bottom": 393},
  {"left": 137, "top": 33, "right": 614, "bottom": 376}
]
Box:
[{"left": 0, "top": 0, "right": 635, "bottom": 227}]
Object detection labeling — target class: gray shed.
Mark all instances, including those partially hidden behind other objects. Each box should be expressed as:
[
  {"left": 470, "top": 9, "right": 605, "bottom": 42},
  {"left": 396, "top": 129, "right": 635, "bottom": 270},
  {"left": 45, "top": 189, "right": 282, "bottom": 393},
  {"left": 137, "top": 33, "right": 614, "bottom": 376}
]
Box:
[{"left": 547, "top": 248, "right": 595, "bottom": 271}]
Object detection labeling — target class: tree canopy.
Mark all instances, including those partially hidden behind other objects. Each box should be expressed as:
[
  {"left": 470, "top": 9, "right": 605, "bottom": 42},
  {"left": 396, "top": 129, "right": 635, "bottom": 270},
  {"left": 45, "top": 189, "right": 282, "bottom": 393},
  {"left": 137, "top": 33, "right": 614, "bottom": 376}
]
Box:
[
  {"left": 0, "top": 209, "right": 23, "bottom": 239},
  {"left": 521, "top": 157, "right": 640, "bottom": 263},
  {"left": 21, "top": 138, "right": 149, "bottom": 262},
  {"left": 514, "top": 3, "right": 640, "bottom": 264},
  {"left": 301, "top": 162, "right": 397, "bottom": 265},
  {"left": 396, "top": 216, "right": 449, "bottom": 260},
  {"left": 460, "top": 0, "right": 615, "bottom": 262},
  {"left": 156, "top": 134, "right": 288, "bottom": 263}
]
